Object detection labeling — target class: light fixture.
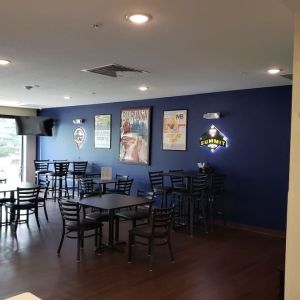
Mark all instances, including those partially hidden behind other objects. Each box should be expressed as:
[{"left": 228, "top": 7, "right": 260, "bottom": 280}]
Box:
[
  {"left": 139, "top": 86, "right": 149, "bottom": 92},
  {"left": 73, "top": 119, "right": 84, "bottom": 124},
  {"left": 0, "top": 59, "right": 11, "bottom": 66},
  {"left": 64, "top": 96, "right": 71, "bottom": 100},
  {"left": 126, "top": 13, "right": 152, "bottom": 24},
  {"left": 203, "top": 112, "right": 221, "bottom": 119},
  {"left": 268, "top": 68, "right": 281, "bottom": 75}
]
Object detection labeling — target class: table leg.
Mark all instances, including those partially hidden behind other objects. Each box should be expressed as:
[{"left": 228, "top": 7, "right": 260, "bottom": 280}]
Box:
[
  {"left": 102, "top": 183, "right": 106, "bottom": 194},
  {"left": 108, "top": 209, "right": 115, "bottom": 247}
]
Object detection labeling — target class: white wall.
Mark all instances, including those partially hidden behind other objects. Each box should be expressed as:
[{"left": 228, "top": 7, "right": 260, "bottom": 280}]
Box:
[
  {"left": 0, "top": 106, "right": 37, "bottom": 182},
  {"left": 285, "top": 10, "right": 300, "bottom": 300}
]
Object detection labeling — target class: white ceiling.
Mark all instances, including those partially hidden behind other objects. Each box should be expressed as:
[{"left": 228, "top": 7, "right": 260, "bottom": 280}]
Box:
[{"left": 0, "top": 0, "right": 294, "bottom": 109}]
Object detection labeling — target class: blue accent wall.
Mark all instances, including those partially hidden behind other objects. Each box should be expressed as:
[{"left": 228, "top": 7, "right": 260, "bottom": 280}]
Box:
[{"left": 38, "top": 85, "right": 292, "bottom": 230}]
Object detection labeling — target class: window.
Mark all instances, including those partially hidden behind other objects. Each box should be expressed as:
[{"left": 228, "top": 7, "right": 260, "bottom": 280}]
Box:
[{"left": 0, "top": 118, "right": 23, "bottom": 182}]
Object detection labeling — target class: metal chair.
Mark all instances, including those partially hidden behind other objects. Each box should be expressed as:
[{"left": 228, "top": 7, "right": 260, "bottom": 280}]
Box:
[
  {"left": 37, "top": 181, "right": 50, "bottom": 221},
  {"left": 51, "top": 162, "right": 70, "bottom": 200},
  {"left": 57, "top": 198, "right": 103, "bottom": 262},
  {"left": 5, "top": 186, "right": 40, "bottom": 233},
  {"left": 208, "top": 173, "right": 226, "bottom": 229},
  {"left": 69, "top": 161, "right": 88, "bottom": 198},
  {"left": 128, "top": 206, "right": 175, "bottom": 271},
  {"left": 107, "top": 178, "right": 133, "bottom": 195},
  {"left": 34, "top": 160, "right": 50, "bottom": 185},
  {"left": 106, "top": 174, "right": 129, "bottom": 194},
  {"left": 149, "top": 171, "right": 173, "bottom": 208},
  {"left": 0, "top": 179, "right": 10, "bottom": 226}
]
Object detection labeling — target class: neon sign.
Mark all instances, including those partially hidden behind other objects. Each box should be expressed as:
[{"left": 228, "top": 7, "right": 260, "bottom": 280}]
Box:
[{"left": 200, "top": 125, "right": 228, "bottom": 153}]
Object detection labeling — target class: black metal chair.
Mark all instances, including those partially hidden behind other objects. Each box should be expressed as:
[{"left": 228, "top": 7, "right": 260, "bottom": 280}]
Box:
[
  {"left": 115, "top": 190, "right": 154, "bottom": 241},
  {"left": 188, "top": 174, "right": 209, "bottom": 234},
  {"left": 37, "top": 181, "right": 50, "bottom": 221},
  {"left": 208, "top": 173, "right": 226, "bottom": 229},
  {"left": 69, "top": 161, "right": 88, "bottom": 198},
  {"left": 79, "top": 178, "right": 109, "bottom": 229},
  {"left": 106, "top": 174, "right": 129, "bottom": 194},
  {"left": 57, "top": 198, "right": 103, "bottom": 262},
  {"left": 149, "top": 171, "right": 173, "bottom": 208},
  {"left": 34, "top": 160, "right": 51, "bottom": 185},
  {"left": 128, "top": 206, "right": 175, "bottom": 271},
  {"left": 107, "top": 178, "right": 133, "bottom": 195},
  {"left": 5, "top": 186, "right": 40, "bottom": 233},
  {"left": 51, "top": 162, "right": 70, "bottom": 200},
  {"left": 0, "top": 179, "right": 10, "bottom": 226}
]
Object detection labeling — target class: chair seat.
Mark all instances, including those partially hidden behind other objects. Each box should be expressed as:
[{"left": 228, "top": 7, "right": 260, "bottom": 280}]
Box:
[
  {"left": 129, "top": 225, "right": 168, "bottom": 238},
  {"left": 153, "top": 186, "right": 173, "bottom": 194},
  {"left": 66, "top": 220, "right": 100, "bottom": 231},
  {"left": 116, "top": 209, "right": 149, "bottom": 221},
  {"left": 6, "top": 201, "right": 35, "bottom": 209},
  {"left": 85, "top": 211, "right": 109, "bottom": 222},
  {"left": 0, "top": 198, "right": 12, "bottom": 204},
  {"left": 69, "top": 171, "right": 85, "bottom": 176}
]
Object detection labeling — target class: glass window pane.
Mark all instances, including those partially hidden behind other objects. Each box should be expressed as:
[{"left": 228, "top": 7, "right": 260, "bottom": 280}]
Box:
[{"left": 0, "top": 118, "right": 22, "bottom": 182}]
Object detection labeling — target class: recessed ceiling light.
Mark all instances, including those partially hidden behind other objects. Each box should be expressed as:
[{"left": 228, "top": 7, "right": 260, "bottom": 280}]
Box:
[
  {"left": 0, "top": 59, "right": 11, "bottom": 66},
  {"left": 268, "top": 68, "right": 281, "bottom": 75},
  {"left": 64, "top": 96, "right": 71, "bottom": 100},
  {"left": 126, "top": 13, "right": 152, "bottom": 24},
  {"left": 139, "top": 86, "right": 149, "bottom": 91}
]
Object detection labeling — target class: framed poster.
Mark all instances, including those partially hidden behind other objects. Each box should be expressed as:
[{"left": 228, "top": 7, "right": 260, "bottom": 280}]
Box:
[
  {"left": 119, "top": 107, "right": 151, "bottom": 165},
  {"left": 162, "top": 109, "right": 187, "bottom": 151},
  {"left": 73, "top": 127, "right": 86, "bottom": 149},
  {"left": 95, "top": 114, "right": 111, "bottom": 149}
]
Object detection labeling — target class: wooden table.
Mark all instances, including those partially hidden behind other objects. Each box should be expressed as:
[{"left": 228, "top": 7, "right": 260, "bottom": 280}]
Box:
[{"left": 70, "top": 194, "right": 154, "bottom": 248}]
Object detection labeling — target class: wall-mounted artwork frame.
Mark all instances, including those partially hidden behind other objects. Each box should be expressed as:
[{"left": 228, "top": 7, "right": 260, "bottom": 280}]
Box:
[
  {"left": 119, "top": 107, "right": 151, "bottom": 165},
  {"left": 95, "top": 114, "right": 112, "bottom": 149},
  {"left": 162, "top": 109, "right": 187, "bottom": 151}
]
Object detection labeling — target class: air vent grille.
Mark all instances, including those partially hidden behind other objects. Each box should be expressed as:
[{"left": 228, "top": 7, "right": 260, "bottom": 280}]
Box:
[
  {"left": 82, "top": 63, "right": 148, "bottom": 78},
  {"left": 280, "top": 74, "right": 293, "bottom": 80}
]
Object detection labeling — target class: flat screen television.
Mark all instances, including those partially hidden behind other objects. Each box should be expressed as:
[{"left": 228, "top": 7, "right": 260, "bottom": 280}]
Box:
[{"left": 15, "top": 116, "right": 54, "bottom": 136}]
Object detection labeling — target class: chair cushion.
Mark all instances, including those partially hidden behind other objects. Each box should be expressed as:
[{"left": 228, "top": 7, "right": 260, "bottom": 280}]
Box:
[
  {"left": 129, "top": 225, "right": 168, "bottom": 238},
  {"left": 66, "top": 220, "right": 100, "bottom": 231},
  {"left": 116, "top": 209, "right": 149, "bottom": 221},
  {"left": 6, "top": 201, "right": 35, "bottom": 209},
  {"left": 85, "top": 211, "right": 109, "bottom": 222}
]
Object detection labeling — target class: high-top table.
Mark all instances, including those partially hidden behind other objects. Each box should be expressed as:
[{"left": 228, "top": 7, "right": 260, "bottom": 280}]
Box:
[{"left": 69, "top": 194, "right": 154, "bottom": 248}]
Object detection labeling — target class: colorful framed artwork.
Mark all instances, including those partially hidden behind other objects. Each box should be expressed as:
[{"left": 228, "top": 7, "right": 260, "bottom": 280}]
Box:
[
  {"left": 162, "top": 109, "right": 187, "bottom": 151},
  {"left": 95, "top": 114, "right": 112, "bottom": 149},
  {"left": 119, "top": 107, "right": 151, "bottom": 165}
]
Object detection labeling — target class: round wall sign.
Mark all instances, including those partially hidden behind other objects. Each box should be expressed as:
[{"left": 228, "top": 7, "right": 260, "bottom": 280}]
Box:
[{"left": 73, "top": 127, "right": 86, "bottom": 149}]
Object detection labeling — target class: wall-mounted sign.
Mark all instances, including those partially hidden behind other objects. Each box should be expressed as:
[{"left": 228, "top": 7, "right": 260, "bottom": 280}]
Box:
[
  {"left": 200, "top": 125, "right": 228, "bottom": 153},
  {"left": 73, "top": 127, "right": 86, "bottom": 149}
]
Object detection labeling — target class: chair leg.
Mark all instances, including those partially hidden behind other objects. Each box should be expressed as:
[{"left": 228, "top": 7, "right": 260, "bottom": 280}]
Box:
[
  {"left": 149, "top": 238, "right": 154, "bottom": 271},
  {"left": 43, "top": 201, "right": 49, "bottom": 221},
  {"left": 128, "top": 231, "right": 133, "bottom": 263},
  {"left": 96, "top": 226, "right": 102, "bottom": 254},
  {"left": 34, "top": 207, "right": 40, "bottom": 228},
  {"left": 57, "top": 227, "right": 65, "bottom": 255},
  {"left": 115, "top": 217, "right": 119, "bottom": 241},
  {"left": 167, "top": 237, "right": 175, "bottom": 262},
  {"left": 72, "top": 175, "right": 75, "bottom": 198},
  {"left": 14, "top": 210, "right": 20, "bottom": 233},
  {"left": 80, "top": 232, "right": 84, "bottom": 249},
  {"left": 77, "top": 232, "right": 81, "bottom": 262}
]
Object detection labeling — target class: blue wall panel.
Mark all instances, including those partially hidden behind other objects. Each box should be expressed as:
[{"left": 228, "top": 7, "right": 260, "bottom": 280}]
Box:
[{"left": 38, "top": 86, "right": 292, "bottom": 230}]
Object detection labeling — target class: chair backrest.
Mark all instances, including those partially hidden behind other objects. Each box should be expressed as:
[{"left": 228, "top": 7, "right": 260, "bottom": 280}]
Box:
[
  {"left": 169, "top": 169, "right": 184, "bottom": 188},
  {"left": 54, "top": 162, "right": 70, "bottom": 176},
  {"left": 191, "top": 174, "right": 208, "bottom": 195},
  {"left": 151, "top": 206, "right": 174, "bottom": 235},
  {"left": 210, "top": 174, "right": 226, "bottom": 196},
  {"left": 73, "top": 161, "right": 88, "bottom": 174},
  {"left": 34, "top": 160, "right": 49, "bottom": 172},
  {"left": 17, "top": 186, "right": 40, "bottom": 205},
  {"left": 58, "top": 198, "right": 80, "bottom": 224},
  {"left": 115, "top": 174, "right": 129, "bottom": 189},
  {"left": 149, "top": 171, "right": 164, "bottom": 190},
  {"left": 79, "top": 178, "right": 98, "bottom": 198},
  {"left": 116, "top": 178, "right": 134, "bottom": 195}
]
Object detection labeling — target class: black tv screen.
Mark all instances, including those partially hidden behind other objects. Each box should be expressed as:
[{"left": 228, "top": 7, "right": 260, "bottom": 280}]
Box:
[{"left": 15, "top": 116, "right": 53, "bottom": 136}]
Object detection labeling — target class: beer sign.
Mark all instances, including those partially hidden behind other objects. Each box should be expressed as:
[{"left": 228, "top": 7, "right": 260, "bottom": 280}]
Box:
[{"left": 200, "top": 125, "right": 228, "bottom": 152}]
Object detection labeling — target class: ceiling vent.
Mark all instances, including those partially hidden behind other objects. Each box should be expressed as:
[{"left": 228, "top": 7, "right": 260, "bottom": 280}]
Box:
[
  {"left": 82, "top": 63, "right": 148, "bottom": 78},
  {"left": 280, "top": 74, "right": 293, "bottom": 80}
]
